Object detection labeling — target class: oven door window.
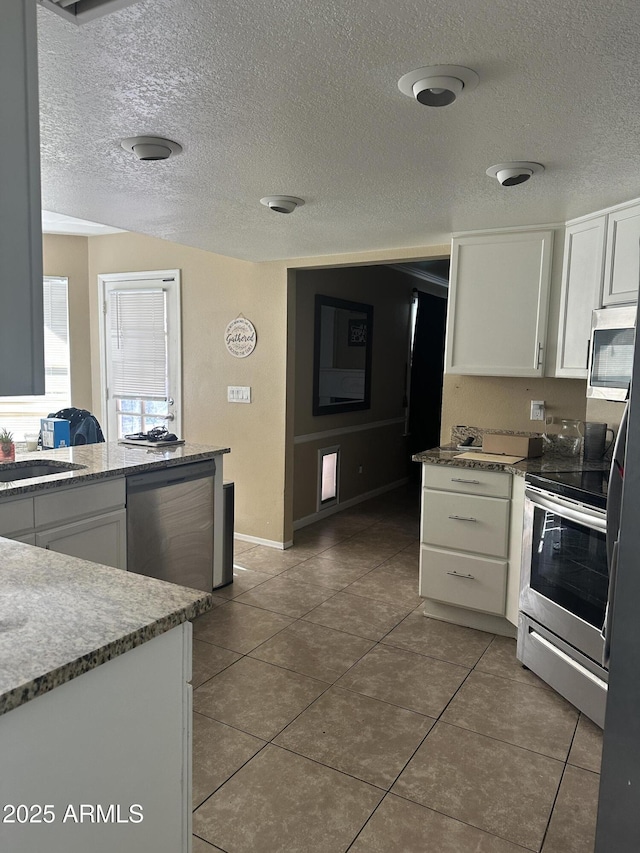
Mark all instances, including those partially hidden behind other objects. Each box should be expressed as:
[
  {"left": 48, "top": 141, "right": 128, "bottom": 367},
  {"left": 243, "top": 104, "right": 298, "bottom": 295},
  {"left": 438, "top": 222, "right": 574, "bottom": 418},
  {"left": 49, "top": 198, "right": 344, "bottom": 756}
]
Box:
[{"left": 530, "top": 505, "right": 607, "bottom": 627}]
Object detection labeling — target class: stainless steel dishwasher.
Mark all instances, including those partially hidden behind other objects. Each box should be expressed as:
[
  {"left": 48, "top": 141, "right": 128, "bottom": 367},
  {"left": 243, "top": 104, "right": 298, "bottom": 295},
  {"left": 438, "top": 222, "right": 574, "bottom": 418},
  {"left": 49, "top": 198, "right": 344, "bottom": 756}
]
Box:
[{"left": 126, "top": 460, "right": 216, "bottom": 592}]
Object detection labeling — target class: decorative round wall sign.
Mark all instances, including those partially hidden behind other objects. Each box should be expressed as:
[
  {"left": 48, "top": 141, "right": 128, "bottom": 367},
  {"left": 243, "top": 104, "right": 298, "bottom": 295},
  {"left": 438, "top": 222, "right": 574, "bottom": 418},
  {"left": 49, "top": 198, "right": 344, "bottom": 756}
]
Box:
[{"left": 225, "top": 316, "right": 257, "bottom": 358}]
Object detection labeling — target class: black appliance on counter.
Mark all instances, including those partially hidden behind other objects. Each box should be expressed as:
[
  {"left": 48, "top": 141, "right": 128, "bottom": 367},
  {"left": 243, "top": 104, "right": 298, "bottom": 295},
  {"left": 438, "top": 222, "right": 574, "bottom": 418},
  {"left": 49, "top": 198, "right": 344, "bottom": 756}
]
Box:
[{"left": 517, "top": 460, "right": 614, "bottom": 727}]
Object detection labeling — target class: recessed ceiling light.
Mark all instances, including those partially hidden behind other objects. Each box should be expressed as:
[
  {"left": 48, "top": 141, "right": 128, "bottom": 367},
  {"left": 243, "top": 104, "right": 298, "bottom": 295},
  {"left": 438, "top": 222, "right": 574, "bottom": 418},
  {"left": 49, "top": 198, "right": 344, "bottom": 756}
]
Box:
[
  {"left": 260, "top": 196, "right": 305, "bottom": 214},
  {"left": 121, "top": 136, "right": 183, "bottom": 161},
  {"left": 486, "top": 162, "right": 545, "bottom": 186},
  {"left": 397, "top": 65, "right": 479, "bottom": 107}
]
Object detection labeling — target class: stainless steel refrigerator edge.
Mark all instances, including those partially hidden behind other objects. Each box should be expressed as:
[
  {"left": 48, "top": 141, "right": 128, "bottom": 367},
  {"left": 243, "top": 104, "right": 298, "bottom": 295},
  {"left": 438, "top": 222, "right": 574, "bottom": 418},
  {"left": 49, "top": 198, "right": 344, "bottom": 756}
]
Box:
[{"left": 596, "top": 355, "right": 640, "bottom": 845}]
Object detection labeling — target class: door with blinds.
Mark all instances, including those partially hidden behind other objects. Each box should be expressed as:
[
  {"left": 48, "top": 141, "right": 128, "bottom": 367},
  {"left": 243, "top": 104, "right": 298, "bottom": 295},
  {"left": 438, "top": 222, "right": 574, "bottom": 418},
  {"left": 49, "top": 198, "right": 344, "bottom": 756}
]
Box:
[{"left": 99, "top": 271, "right": 181, "bottom": 441}]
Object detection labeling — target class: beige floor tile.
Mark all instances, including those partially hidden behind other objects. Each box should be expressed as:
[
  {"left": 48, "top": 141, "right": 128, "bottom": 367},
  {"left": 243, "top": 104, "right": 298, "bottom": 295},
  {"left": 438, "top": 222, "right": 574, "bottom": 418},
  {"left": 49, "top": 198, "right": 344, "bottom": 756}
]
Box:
[
  {"left": 392, "top": 722, "right": 563, "bottom": 851},
  {"left": 210, "top": 565, "right": 271, "bottom": 599},
  {"left": 475, "top": 634, "right": 552, "bottom": 689},
  {"left": 232, "top": 539, "right": 258, "bottom": 556},
  {"left": 280, "top": 555, "right": 375, "bottom": 589},
  {"left": 192, "top": 712, "right": 265, "bottom": 808},
  {"left": 303, "top": 591, "right": 413, "bottom": 641},
  {"left": 193, "top": 656, "right": 327, "bottom": 740},
  {"left": 191, "top": 640, "right": 241, "bottom": 688},
  {"left": 233, "top": 545, "right": 307, "bottom": 574},
  {"left": 249, "top": 619, "right": 374, "bottom": 683},
  {"left": 382, "top": 612, "right": 494, "bottom": 667},
  {"left": 192, "top": 836, "right": 224, "bottom": 852},
  {"left": 275, "top": 686, "right": 433, "bottom": 789},
  {"left": 336, "top": 643, "right": 468, "bottom": 717},
  {"left": 568, "top": 713, "right": 603, "bottom": 773},
  {"left": 375, "top": 549, "right": 419, "bottom": 579},
  {"left": 347, "top": 527, "right": 416, "bottom": 553},
  {"left": 193, "top": 744, "right": 383, "bottom": 852},
  {"left": 314, "top": 542, "right": 390, "bottom": 571},
  {"left": 192, "top": 601, "right": 293, "bottom": 653},
  {"left": 441, "top": 670, "right": 579, "bottom": 760},
  {"left": 349, "top": 793, "right": 528, "bottom": 853},
  {"left": 542, "top": 765, "right": 600, "bottom": 853},
  {"left": 345, "top": 567, "right": 422, "bottom": 608},
  {"left": 234, "top": 575, "right": 336, "bottom": 617}
]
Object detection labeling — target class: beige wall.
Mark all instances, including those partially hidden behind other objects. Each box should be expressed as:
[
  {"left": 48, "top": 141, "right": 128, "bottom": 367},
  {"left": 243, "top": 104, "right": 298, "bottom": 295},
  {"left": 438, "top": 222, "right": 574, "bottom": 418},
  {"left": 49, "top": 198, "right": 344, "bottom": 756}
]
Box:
[
  {"left": 440, "top": 374, "right": 588, "bottom": 443},
  {"left": 43, "top": 234, "right": 92, "bottom": 412},
  {"left": 87, "top": 232, "right": 289, "bottom": 544}
]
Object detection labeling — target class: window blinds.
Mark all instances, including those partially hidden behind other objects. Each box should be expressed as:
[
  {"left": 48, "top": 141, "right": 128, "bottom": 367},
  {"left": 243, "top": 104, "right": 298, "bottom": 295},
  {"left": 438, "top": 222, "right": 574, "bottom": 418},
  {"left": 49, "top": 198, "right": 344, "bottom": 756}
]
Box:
[
  {"left": 108, "top": 289, "right": 168, "bottom": 399},
  {"left": 44, "top": 276, "right": 71, "bottom": 399}
]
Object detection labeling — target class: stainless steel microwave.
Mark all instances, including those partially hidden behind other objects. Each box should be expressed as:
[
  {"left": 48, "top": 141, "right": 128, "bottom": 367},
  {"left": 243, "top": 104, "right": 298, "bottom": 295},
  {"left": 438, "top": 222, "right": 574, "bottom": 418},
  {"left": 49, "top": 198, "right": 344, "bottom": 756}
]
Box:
[{"left": 587, "top": 306, "right": 636, "bottom": 401}]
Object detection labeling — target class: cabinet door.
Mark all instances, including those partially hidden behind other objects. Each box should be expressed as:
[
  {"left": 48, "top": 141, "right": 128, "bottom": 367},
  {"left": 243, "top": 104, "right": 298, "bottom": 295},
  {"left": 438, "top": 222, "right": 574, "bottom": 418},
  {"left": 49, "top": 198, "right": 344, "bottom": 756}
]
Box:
[
  {"left": 446, "top": 230, "right": 553, "bottom": 376},
  {"left": 603, "top": 204, "right": 640, "bottom": 306},
  {"left": 555, "top": 216, "right": 606, "bottom": 377},
  {"left": 36, "top": 509, "right": 127, "bottom": 570},
  {"left": 0, "top": 0, "right": 44, "bottom": 394}
]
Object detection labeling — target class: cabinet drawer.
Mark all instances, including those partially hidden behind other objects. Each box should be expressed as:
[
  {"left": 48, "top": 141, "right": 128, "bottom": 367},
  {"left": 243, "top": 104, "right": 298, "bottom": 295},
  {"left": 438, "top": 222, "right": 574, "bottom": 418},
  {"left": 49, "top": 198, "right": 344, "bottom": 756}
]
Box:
[
  {"left": 422, "top": 464, "right": 511, "bottom": 498},
  {"left": 35, "top": 477, "right": 125, "bottom": 528},
  {"left": 421, "top": 490, "right": 509, "bottom": 557},
  {"left": 420, "top": 545, "right": 507, "bottom": 615},
  {"left": 0, "top": 497, "right": 34, "bottom": 535}
]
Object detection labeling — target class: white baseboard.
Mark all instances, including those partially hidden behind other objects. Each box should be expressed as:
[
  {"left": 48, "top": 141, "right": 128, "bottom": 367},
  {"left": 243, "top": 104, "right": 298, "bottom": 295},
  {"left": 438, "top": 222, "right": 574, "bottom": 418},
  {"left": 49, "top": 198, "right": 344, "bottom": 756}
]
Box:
[
  {"left": 233, "top": 533, "right": 293, "bottom": 551},
  {"left": 293, "top": 478, "right": 409, "bottom": 531}
]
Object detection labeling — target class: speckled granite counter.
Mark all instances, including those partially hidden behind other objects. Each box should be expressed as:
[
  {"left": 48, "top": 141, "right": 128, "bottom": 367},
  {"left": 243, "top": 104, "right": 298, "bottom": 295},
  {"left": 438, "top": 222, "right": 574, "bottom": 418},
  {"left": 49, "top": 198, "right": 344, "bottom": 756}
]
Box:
[
  {"left": 412, "top": 446, "right": 610, "bottom": 478},
  {"left": 0, "top": 537, "right": 213, "bottom": 716},
  {"left": 0, "top": 441, "right": 230, "bottom": 498}
]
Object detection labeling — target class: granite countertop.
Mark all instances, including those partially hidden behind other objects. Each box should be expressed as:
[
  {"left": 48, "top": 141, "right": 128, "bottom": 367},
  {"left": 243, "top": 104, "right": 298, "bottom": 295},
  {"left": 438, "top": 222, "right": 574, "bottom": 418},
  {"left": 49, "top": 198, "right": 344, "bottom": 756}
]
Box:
[
  {"left": 412, "top": 446, "right": 610, "bottom": 477},
  {"left": 0, "top": 441, "right": 231, "bottom": 498},
  {"left": 0, "top": 537, "right": 213, "bottom": 716}
]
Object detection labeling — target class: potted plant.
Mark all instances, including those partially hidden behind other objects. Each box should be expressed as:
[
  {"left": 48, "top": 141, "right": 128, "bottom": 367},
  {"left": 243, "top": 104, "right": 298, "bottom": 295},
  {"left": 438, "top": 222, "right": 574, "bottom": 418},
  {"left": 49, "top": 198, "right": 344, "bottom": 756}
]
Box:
[{"left": 0, "top": 428, "right": 15, "bottom": 462}]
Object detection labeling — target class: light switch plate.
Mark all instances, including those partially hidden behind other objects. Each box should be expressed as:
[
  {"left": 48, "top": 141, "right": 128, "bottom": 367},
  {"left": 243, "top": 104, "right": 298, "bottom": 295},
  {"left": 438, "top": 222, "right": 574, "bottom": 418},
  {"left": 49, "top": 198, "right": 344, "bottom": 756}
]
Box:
[{"left": 228, "top": 385, "right": 251, "bottom": 403}]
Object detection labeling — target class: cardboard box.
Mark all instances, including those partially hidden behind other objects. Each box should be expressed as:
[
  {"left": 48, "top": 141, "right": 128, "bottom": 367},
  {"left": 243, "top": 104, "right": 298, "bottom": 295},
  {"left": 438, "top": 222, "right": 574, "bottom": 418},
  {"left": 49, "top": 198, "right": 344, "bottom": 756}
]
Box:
[
  {"left": 482, "top": 433, "right": 543, "bottom": 458},
  {"left": 41, "top": 417, "right": 71, "bottom": 449}
]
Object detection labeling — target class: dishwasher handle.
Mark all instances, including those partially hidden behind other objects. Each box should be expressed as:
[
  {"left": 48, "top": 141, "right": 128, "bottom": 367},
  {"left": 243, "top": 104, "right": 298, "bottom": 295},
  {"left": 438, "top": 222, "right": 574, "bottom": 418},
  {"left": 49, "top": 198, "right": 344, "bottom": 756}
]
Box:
[{"left": 126, "top": 459, "right": 216, "bottom": 493}]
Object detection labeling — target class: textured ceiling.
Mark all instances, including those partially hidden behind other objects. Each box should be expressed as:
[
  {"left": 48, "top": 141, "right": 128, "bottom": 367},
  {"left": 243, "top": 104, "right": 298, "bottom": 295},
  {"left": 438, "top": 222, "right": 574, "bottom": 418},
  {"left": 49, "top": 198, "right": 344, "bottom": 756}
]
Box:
[{"left": 36, "top": 0, "right": 640, "bottom": 262}]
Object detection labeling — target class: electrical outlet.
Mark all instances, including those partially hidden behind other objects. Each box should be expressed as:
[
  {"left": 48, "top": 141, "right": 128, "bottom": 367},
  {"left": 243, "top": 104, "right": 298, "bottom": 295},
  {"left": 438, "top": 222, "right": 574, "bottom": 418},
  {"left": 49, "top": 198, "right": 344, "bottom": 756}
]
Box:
[
  {"left": 530, "top": 400, "right": 545, "bottom": 421},
  {"left": 228, "top": 386, "right": 251, "bottom": 403}
]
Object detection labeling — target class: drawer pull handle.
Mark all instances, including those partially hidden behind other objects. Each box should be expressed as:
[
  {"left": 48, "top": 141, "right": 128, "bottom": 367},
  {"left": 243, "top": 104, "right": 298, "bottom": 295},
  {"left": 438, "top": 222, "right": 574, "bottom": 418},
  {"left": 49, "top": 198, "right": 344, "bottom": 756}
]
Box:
[
  {"left": 448, "top": 514, "right": 477, "bottom": 522},
  {"left": 446, "top": 571, "right": 475, "bottom": 580},
  {"left": 451, "top": 478, "right": 480, "bottom": 484}
]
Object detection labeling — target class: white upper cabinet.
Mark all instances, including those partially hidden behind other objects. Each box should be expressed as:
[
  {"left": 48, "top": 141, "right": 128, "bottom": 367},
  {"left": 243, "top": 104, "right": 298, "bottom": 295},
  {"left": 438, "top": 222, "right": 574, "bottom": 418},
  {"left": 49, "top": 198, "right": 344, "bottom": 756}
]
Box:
[
  {"left": 0, "top": 1, "right": 44, "bottom": 395},
  {"left": 554, "top": 216, "right": 606, "bottom": 378},
  {"left": 445, "top": 230, "right": 554, "bottom": 377},
  {"left": 602, "top": 203, "right": 640, "bottom": 306}
]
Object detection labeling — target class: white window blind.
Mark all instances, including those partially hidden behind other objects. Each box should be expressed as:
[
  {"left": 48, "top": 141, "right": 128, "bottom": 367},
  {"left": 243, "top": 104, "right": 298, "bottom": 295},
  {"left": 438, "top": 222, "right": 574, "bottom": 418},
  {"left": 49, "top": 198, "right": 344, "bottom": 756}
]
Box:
[
  {"left": 0, "top": 277, "right": 71, "bottom": 441},
  {"left": 109, "top": 289, "right": 168, "bottom": 399}
]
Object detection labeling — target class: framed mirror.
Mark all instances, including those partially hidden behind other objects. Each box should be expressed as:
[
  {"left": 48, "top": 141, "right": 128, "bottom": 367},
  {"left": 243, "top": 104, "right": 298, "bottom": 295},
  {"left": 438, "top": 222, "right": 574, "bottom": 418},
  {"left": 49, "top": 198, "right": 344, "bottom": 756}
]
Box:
[{"left": 312, "top": 294, "right": 373, "bottom": 416}]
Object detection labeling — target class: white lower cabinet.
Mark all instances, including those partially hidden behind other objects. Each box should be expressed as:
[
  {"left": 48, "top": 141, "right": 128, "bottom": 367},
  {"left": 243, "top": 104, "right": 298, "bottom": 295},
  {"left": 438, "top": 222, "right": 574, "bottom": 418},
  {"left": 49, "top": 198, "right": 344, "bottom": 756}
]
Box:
[
  {"left": 420, "top": 464, "right": 516, "bottom": 625},
  {"left": 0, "top": 478, "right": 126, "bottom": 570},
  {"left": 35, "top": 509, "right": 127, "bottom": 570},
  {"left": 0, "top": 623, "right": 192, "bottom": 853}
]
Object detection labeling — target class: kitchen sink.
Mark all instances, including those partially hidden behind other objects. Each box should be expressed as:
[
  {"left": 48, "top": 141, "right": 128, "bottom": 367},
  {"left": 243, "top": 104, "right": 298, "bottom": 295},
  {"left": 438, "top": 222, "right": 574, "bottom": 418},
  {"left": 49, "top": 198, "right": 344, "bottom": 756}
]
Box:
[{"left": 0, "top": 461, "right": 87, "bottom": 482}]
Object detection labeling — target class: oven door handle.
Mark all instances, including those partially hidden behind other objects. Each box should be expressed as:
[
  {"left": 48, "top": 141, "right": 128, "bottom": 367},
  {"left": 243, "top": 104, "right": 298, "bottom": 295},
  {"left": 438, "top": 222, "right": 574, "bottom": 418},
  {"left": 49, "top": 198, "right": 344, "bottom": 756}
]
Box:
[{"left": 525, "top": 487, "right": 607, "bottom": 533}]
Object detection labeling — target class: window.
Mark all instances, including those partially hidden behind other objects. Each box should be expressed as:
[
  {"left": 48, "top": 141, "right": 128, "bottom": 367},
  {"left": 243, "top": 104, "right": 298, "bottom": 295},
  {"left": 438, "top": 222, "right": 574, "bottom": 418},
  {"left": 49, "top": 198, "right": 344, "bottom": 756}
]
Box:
[
  {"left": 99, "top": 272, "right": 181, "bottom": 441},
  {"left": 0, "top": 277, "right": 70, "bottom": 441}
]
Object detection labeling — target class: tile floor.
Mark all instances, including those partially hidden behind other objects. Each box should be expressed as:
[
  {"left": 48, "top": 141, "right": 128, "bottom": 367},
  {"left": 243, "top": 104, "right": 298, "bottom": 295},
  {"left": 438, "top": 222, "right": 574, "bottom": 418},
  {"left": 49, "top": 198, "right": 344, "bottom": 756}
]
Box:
[{"left": 190, "top": 486, "right": 602, "bottom": 853}]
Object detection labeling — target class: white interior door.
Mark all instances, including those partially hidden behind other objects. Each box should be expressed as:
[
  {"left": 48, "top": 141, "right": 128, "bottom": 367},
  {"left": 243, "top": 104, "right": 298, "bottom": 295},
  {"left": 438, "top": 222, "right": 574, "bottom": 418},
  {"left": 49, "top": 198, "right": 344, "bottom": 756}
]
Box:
[{"left": 99, "top": 271, "right": 181, "bottom": 441}]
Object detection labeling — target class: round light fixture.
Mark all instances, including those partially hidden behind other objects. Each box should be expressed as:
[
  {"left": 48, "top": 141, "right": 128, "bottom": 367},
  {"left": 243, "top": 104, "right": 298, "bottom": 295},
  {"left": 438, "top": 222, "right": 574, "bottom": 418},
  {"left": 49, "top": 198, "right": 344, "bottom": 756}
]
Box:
[
  {"left": 486, "top": 161, "right": 545, "bottom": 186},
  {"left": 121, "top": 136, "right": 183, "bottom": 161},
  {"left": 260, "top": 196, "right": 305, "bottom": 214},
  {"left": 397, "top": 65, "right": 479, "bottom": 107}
]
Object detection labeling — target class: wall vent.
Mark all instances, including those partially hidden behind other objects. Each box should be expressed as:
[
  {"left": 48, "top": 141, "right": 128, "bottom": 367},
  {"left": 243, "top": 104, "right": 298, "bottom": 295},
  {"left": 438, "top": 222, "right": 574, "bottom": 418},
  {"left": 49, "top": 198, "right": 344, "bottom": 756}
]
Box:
[{"left": 38, "top": 0, "right": 141, "bottom": 25}]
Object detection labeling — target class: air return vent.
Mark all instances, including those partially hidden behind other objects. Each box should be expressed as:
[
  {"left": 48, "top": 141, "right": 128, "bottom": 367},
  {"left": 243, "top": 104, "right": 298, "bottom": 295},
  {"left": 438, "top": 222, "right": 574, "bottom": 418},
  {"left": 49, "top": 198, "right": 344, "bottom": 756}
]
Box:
[{"left": 38, "top": 0, "right": 141, "bottom": 25}]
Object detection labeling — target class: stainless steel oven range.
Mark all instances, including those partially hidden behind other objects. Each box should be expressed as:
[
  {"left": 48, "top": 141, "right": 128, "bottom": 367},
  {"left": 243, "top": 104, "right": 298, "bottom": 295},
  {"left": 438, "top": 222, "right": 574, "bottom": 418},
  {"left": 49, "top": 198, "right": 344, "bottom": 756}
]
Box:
[{"left": 518, "top": 467, "right": 610, "bottom": 727}]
